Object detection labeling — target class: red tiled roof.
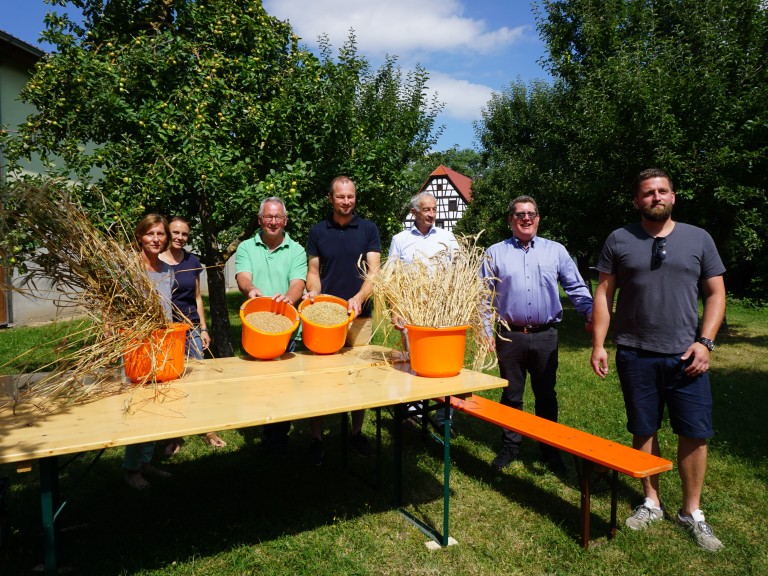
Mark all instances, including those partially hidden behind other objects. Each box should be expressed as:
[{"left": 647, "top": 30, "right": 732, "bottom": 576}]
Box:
[{"left": 426, "top": 164, "right": 473, "bottom": 203}]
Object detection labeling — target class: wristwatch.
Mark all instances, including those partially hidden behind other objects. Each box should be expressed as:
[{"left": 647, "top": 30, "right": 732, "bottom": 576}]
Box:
[{"left": 696, "top": 337, "right": 715, "bottom": 351}]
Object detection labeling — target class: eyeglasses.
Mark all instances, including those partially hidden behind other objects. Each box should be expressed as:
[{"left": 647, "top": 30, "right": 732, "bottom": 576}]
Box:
[
  {"left": 512, "top": 211, "right": 538, "bottom": 220},
  {"left": 653, "top": 237, "right": 667, "bottom": 262},
  {"left": 261, "top": 215, "right": 286, "bottom": 223}
]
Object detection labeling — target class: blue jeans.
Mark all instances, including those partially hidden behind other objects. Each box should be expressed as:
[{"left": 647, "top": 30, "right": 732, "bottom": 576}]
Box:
[
  {"left": 123, "top": 442, "right": 154, "bottom": 471},
  {"left": 186, "top": 326, "right": 205, "bottom": 360}
]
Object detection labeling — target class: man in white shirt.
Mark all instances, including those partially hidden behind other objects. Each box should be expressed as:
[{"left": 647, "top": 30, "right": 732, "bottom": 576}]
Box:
[
  {"left": 389, "top": 192, "right": 459, "bottom": 263},
  {"left": 388, "top": 192, "right": 460, "bottom": 436}
]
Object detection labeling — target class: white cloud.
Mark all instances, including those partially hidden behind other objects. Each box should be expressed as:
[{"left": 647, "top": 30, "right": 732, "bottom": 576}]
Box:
[
  {"left": 261, "top": 0, "right": 533, "bottom": 149},
  {"left": 427, "top": 72, "right": 495, "bottom": 121},
  {"left": 263, "top": 0, "right": 527, "bottom": 56}
]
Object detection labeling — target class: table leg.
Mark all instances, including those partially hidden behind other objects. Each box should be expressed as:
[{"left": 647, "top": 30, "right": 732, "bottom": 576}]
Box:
[
  {"left": 441, "top": 396, "right": 450, "bottom": 546},
  {"left": 39, "top": 456, "right": 59, "bottom": 576},
  {"left": 393, "top": 403, "right": 403, "bottom": 507},
  {"left": 375, "top": 407, "right": 382, "bottom": 489},
  {"left": 341, "top": 412, "right": 349, "bottom": 469},
  {"left": 395, "top": 400, "right": 452, "bottom": 546}
]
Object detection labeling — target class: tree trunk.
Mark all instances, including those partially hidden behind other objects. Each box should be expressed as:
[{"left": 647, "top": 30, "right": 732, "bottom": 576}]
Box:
[{"left": 205, "top": 256, "right": 234, "bottom": 358}]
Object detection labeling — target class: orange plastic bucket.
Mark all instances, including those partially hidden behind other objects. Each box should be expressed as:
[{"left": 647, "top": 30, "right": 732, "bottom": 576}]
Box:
[
  {"left": 298, "top": 295, "right": 355, "bottom": 354},
  {"left": 404, "top": 324, "right": 469, "bottom": 377},
  {"left": 240, "top": 297, "right": 300, "bottom": 360},
  {"left": 123, "top": 322, "right": 190, "bottom": 384}
]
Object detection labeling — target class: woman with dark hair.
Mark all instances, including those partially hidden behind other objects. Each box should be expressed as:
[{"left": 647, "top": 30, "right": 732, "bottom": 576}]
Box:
[
  {"left": 123, "top": 213, "right": 175, "bottom": 490},
  {"left": 160, "top": 216, "right": 226, "bottom": 453}
]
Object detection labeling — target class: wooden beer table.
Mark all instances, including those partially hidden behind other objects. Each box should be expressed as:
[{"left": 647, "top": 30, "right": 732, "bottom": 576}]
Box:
[{"left": 0, "top": 346, "right": 504, "bottom": 575}]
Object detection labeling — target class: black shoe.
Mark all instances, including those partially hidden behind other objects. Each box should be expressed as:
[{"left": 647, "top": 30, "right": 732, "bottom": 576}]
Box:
[
  {"left": 492, "top": 446, "right": 519, "bottom": 470},
  {"left": 403, "top": 415, "right": 423, "bottom": 431},
  {"left": 429, "top": 417, "right": 457, "bottom": 439},
  {"left": 308, "top": 438, "right": 324, "bottom": 466},
  {"left": 349, "top": 431, "right": 373, "bottom": 457}
]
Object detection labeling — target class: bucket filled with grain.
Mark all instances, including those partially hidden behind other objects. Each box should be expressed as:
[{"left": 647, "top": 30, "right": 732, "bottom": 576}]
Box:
[
  {"left": 298, "top": 294, "right": 355, "bottom": 354},
  {"left": 240, "top": 297, "right": 300, "bottom": 360}
]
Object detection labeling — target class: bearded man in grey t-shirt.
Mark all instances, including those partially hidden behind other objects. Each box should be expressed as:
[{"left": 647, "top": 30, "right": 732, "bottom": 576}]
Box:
[{"left": 590, "top": 168, "right": 727, "bottom": 552}]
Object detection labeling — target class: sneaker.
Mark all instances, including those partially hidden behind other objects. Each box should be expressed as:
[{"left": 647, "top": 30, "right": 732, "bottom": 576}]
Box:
[
  {"left": 491, "top": 446, "right": 519, "bottom": 470},
  {"left": 676, "top": 509, "right": 724, "bottom": 552},
  {"left": 349, "top": 431, "right": 373, "bottom": 457},
  {"left": 625, "top": 498, "right": 664, "bottom": 530},
  {"left": 308, "top": 438, "right": 324, "bottom": 466}
]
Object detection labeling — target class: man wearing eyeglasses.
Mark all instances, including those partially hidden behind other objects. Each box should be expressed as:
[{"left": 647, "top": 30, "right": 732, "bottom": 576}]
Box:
[
  {"left": 481, "top": 195, "right": 593, "bottom": 474},
  {"left": 235, "top": 196, "right": 308, "bottom": 452},
  {"left": 590, "top": 168, "right": 726, "bottom": 552}
]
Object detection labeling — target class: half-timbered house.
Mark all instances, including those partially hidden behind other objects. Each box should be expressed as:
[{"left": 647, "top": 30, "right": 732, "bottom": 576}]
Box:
[{"left": 403, "top": 164, "right": 472, "bottom": 231}]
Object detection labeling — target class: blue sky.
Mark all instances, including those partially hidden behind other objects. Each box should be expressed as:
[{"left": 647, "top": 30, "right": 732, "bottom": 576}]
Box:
[{"left": 0, "top": 0, "right": 551, "bottom": 151}]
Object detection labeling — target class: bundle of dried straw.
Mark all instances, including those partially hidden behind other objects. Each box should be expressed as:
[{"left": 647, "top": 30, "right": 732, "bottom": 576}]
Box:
[
  {"left": 371, "top": 233, "right": 498, "bottom": 372},
  {"left": 1, "top": 180, "right": 174, "bottom": 412}
]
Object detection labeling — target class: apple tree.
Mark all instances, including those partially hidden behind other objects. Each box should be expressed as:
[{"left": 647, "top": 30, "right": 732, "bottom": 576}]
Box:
[{"left": 4, "top": 0, "right": 442, "bottom": 353}]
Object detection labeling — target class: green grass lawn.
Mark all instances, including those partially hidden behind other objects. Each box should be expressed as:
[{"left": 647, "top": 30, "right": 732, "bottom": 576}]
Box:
[{"left": 0, "top": 294, "right": 766, "bottom": 575}]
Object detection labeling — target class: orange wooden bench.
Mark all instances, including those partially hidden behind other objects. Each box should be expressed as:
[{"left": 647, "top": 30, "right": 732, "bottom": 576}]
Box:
[{"left": 449, "top": 394, "right": 673, "bottom": 548}]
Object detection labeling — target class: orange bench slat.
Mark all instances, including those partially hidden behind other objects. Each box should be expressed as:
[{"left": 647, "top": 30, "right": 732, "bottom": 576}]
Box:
[{"left": 449, "top": 394, "right": 672, "bottom": 478}]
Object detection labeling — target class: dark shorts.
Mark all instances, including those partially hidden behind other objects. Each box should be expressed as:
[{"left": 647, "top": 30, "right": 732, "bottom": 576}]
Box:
[{"left": 615, "top": 346, "right": 713, "bottom": 439}]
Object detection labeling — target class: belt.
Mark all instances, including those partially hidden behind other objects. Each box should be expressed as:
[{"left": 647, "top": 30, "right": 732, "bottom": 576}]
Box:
[{"left": 504, "top": 322, "right": 557, "bottom": 334}]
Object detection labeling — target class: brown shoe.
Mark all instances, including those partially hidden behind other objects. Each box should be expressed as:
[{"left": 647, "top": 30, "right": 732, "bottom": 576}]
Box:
[
  {"left": 140, "top": 464, "right": 172, "bottom": 479},
  {"left": 125, "top": 471, "right": 151, "bottom": 490}
]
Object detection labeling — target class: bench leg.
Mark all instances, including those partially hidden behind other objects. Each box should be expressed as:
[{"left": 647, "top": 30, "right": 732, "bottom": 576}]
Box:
[
  {"left": 609, "top": 470, "right": 618, "bottom": 540},
  {"left": 577, "top": 458, "right": 592, "bottom": 548}
]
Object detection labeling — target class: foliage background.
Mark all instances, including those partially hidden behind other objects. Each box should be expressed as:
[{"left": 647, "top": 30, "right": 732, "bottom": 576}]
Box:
[
  {"left": 1, "top": 0, "right": 443, "bottom": 355},
  {"left": 461, "top": 0, "right": 768, "bottom": 299}
]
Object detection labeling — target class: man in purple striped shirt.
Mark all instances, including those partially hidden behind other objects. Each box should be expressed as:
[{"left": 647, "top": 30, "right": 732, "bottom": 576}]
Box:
[{"left": 481, "top": 195, "right": 593, "bottom": 474}]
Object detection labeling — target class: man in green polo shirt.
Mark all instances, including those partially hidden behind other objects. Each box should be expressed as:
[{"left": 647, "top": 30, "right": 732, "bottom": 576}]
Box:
[{"left": 235, "top": 195, "right": 307, "bottom": 453}]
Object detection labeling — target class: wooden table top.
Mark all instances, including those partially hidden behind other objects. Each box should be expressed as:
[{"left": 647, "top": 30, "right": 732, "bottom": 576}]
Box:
[{"left": 0, "top": 346, "right": 504, "bottom": 464}]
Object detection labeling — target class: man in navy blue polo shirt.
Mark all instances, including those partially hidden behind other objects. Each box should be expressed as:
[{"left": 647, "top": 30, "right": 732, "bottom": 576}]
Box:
[{"left": 304, "top": 175, "right": 381, "bottom": 465}]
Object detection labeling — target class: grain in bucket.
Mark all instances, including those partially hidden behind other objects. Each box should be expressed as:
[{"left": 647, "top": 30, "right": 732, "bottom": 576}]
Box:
[{"left": 298, "top": 294, "right": 355, "bottom": 354}]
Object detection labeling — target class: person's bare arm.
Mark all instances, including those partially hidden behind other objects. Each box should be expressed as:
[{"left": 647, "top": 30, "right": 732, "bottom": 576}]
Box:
[
  {"left": 590, "top": 272, "right": 616, "bottom": 379},
  {"left": 304, "top": 256, "right": 321, "bottom": 301},
  {"left": 194, "top": 276, "right": 211, "bottom": 349},
  {"left": 283, "top": 278, "right": 306, "bottom": 305},
  {"left": 235, "top": 271, "right": 262, "bottom": 299},
  {"left": 681, "top": 275, "right": 726, "bottom": 376},
  {"left": 347, "top": 252, "right": 380, "bottom": 315}
]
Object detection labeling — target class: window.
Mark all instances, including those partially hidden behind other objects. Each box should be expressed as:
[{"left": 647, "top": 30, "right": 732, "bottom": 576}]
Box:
[
  {"left": 448, "top": 199, "right": 458, "bottom": 212},
  {"left": 435, "top": 183, "right": 443, "bottom": 191}
]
